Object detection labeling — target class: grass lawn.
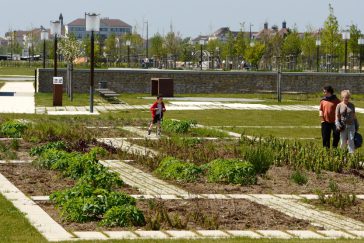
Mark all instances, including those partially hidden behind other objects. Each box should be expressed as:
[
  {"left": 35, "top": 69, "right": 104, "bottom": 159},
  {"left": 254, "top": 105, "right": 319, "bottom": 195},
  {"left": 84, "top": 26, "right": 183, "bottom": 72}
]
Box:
[
  {"left": 35, "top": 93, "right": 104, "bottom": 107},
  {"left": 1, "top": 193, "right": 363, "bottom": 243},
  {"left": 0, "top": 66, "right": 36, "bottom": 76}
]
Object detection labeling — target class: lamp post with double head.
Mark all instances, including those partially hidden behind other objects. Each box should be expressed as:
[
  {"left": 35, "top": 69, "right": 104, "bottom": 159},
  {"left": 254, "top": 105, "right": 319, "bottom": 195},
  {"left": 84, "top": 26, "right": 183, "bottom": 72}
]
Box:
[
  {"left": 126, "top": 40, "right": 131, "bottom": 68},
  {"left": 86, "top": 13, "right": 100, "bottom": 113},
  {"left": 41, "top": 28, "right": 49, "bottom": 69},
  {"left": 358, "top": 37, "right": 364, "bottom": 73},
  {"left": 315, "top": 39, "right": 321, "bottom": 72},
  {"left": 342, "top": 30, "right": 350, "bottom": 73}
]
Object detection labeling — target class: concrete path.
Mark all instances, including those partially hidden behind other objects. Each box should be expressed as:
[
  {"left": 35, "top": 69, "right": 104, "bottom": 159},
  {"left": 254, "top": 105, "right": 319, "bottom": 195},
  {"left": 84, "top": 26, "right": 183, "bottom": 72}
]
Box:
[
  {"left": 141, "top": 97, "right": 264, "bottom": 102},
  {"left": 0, "top": 82, "right": 35, "bottom": 113},
  {"left": 97, "top": 138, "right": 158, "bottom": 157}
]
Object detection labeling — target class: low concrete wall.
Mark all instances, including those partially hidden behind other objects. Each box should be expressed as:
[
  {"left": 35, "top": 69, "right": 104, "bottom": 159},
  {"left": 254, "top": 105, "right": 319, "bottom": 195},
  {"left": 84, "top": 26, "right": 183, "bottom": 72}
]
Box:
[{"left": 37, "top": 68, "right": 364, "bottom": 94}]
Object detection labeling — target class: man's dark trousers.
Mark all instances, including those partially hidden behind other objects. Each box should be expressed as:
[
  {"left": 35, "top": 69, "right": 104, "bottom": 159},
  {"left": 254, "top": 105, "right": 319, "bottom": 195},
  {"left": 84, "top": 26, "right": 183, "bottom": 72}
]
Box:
[{"left": 321, "top": 122, "right": 340, "bottom": 148}]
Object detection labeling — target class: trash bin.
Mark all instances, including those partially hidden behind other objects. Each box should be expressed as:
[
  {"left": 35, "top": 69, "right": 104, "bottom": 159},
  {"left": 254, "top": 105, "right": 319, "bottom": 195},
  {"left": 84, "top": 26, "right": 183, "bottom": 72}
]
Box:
[
  {"left": 99, "top": 81, "right": 107, "bottom": 89},
  {"left": 151, "top": 78, "right": 174, "bottom": 97}
]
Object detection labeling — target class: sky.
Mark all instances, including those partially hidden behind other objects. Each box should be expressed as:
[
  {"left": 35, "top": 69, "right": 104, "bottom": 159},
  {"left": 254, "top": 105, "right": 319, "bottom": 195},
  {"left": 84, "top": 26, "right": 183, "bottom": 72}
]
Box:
[{"left": 2, "top": 0, "right": 364, "bottom": 38}]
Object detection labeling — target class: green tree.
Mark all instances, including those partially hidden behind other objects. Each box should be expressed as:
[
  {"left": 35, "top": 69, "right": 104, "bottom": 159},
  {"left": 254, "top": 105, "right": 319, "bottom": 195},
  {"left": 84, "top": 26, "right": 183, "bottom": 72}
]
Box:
[
  {"left": 58, "top": 33, "right": 83, "bottom": 63},
  {"left": 301, "top": 31, "right": 317, "bottom": 70},
  {"left": 104, "top": 33, "right": 118, "bottom": 61},
  {"left": 164, "top": 31, "right": 181, "bottom": 66},
  {"left": 282, "top": 30, "right": 301, "bottom": 57},
  {"left": 321, "top": 4, "right": 341, "bottom": 56},
  {"left": 348, "top": 24, "right": 361, "bottom": 55},
  {"left": 235, "top": 31, "right": 247, "bottom": 60},
  {"left": 245, "top": 42, "right": 266, "bottom": 70}
]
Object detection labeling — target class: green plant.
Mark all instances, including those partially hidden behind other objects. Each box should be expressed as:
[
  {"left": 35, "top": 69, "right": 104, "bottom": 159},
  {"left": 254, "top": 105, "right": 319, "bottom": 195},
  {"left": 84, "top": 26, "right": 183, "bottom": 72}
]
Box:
[
  {"left": 316, "top": 180, "right": 357, "bottom": 209},
  {"left": 10, "top": 139, "right": 20, "bottom": 150},
  {"left": 29, "top": 141, "right": 67, "bottom": 156},
  {"left": 291, "top": 170, "right": 308, "bottom": 185},
  {"left": 204, "top": 159, "right": 257, "bottom": 185},
  {"left": 100, "top": 205, "right": 145, "bottom": 227},
  {"left": 0, "top": 121, "right": 27, "bottom": 138},
  {"left": 162, "top": 119, "right": 196, "bottom": 134},
  {"left": 243, "top": 146, "right": 273, "bottom": 174},
  {"left": 155, "top": 157, "right": 202, "bottom": 182}
]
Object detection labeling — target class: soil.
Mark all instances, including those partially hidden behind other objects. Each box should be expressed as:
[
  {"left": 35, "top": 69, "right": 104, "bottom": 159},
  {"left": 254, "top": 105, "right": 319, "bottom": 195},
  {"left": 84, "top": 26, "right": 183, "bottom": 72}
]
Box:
[
  {"left": 308, "top": 200, "right": 364, "bottom": 223},
  {"left": 0, "top": 163, "right": 141, "bottom": 196},
  {"left": 37, "top": 199, "right": 318, "bottom": 231},
  {"left": 0, "top": 139, "right": 35, "bottom": 160}
]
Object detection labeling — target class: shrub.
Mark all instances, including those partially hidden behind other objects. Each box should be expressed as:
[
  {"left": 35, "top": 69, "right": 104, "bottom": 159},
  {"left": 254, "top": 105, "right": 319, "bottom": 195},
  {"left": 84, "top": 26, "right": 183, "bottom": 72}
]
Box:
[
  {"left": 29, "top": 141, "right": 67, "bottom": 156},
  {"left": 162, "top": 119, "right": 196, "bottom": 134},
  {"left": 204, "top": 159, "right": 257, "bottom": 185},
  {"left": 0, "top": 120, "right": 27, "bottom": 138},
  {"left": 243, "top": 146, "right": 273, "bottom": 174},
  {"left": 317, "top": 180, "right": 357, "bottom": 209},
  {"left": 32, "top": 148, "right": 71, "bottom": 169},
  {"left": 100, "top": 205, "right": 145, "bottom": 227},
  {"left": 155, "top": 157, "right": 202, "bottom": 182},
  {"left": 291, "top": 170, "right": 308, "bottom": 185}
]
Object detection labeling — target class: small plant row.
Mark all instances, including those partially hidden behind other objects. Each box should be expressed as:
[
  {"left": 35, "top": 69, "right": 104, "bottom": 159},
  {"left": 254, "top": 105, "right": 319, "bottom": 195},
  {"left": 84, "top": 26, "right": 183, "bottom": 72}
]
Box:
[
  {"left": 154, "top": 145, "right": 273, "bottom": 185},
  {"left": 31, "top": 143, "right": 145, "bottom": 227},
  {"left": 0, "top": 120, "right": 28, "bottom": 138},
  {"left": 240, "top": 136, "right": 364, "bottom": 173}
]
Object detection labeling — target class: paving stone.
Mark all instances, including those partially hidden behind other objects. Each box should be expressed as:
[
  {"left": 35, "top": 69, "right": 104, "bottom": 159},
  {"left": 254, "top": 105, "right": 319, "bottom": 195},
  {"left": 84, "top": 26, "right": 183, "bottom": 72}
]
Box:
[
  {"left": 318, "top": 230, "right": 357, "bottom": 239},
  {"left": 73, "top": 231, "right": 108, "bottom": 240},
  {"left": 256, "top": 230, "right": 292, "bottom": 239},
  {"left": 299, "top": 194, "right": 319, "bottom": 200},
  {"left": 201, "top": 194, "right": 230, "bottom": 199},
  {"left": 31, "top": 196, "right": 50, "bottom": 201},
  {"left": 159, "top": 195, "right": 181, "bottom": 200},
  {"left": 225, "top": 194, "right": 253, "bottom": 199},
  {"left": 226, "top": 230, "right": 261, "bottom": 238},
  {"left": 287, "top": 230, "right": 326, "bottom": 239},
  {"left": 196, "top": 230, "right": 230, "bottom": 238},
  {"left": 104, "top": 231, "right": 138, "bottom": 239},
  {"left": 166, "top": 230, "right": 199, "bottom": 239},
  {"left": 47, "top": 111, "right": 99, "bottom": 115},
  {"left": 131, "top": 195, "right": 155, "bottom": 199},
  {"left": 347, "top": 231, "right": 364, "bottom": 237},
  {"left": 134, "top": 230, "right": 169, "bottom": 239},
  {"left": 0, "top": 160, "right": 32, "bottom": 164},
  {"left": 274, "top": 194, "right": 302, "bottom": 199},
  {"left": 357, "top": 195, "right": 364, "bottom": 199}
]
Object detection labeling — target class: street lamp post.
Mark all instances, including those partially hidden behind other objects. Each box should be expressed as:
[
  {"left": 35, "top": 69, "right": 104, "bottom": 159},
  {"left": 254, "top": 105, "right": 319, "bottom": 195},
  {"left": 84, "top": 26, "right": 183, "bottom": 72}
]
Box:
[
  {"left": 28, "top": 42, "right": 32, "bottom": 67},
  {"left": 126, "top": 40, "right": 131, "bottom": 68},
  {"left": 50, "top": 20, "right": 62, "bottom": 106},
  {"left": 315, "top": 39, "right": 321, "bottom": 72},
  {"left": 342, "top": 30, "right": 350, "bottom": 73},
  {"left": 86, "top": 13, "right": 100, "bottom": 113},
  {"left": 41, "top": 29, "right": 48, "bottom": 69},
  {"left": 358, "top": 37, "right": 364, "bottom": 73},
  {"left": 199, "top": 39, "right": 205, "bottom": 71}
]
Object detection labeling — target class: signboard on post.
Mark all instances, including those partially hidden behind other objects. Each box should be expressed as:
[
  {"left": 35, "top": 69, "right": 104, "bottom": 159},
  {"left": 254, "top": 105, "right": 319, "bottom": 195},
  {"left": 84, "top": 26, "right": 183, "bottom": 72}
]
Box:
[
  {"left": 53, "top": 77, "right": 63, "bottom": 106},
  {"left": 53, "top": 77, "right": 63, "bottom": 85}
]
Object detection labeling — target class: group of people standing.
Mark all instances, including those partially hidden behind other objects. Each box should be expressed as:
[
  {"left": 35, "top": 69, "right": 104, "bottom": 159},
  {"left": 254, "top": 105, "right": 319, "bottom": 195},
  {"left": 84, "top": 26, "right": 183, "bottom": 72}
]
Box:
[{"left": 319, "top": 85, "right": 359, "bottom": 153}]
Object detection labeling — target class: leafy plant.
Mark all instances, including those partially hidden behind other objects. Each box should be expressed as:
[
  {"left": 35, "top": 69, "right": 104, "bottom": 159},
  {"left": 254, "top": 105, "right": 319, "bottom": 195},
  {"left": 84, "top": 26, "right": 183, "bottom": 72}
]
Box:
[
  {"left": 204, "top": 159, "right": 257, "bottom": 185},
  {"left": 162, "top": 119, "right": 196, "bottom": 134},
  {"left": 155, "top": 157, "right": 202, "bottom": 182},
  {"left": 291, "top": 170, "right": 308, "bottom": 185},
  {"left": 0, "top": 120, "right": 27, "bottom": 138},
  {"left": 100, "top": 205, "right": 145, "bottom": 227},
  {"left": 29, "top": 141, "right": 67, "bottom": 156},
  {"left": 243, "top": 146, "right": 273, "bottom": 174}
]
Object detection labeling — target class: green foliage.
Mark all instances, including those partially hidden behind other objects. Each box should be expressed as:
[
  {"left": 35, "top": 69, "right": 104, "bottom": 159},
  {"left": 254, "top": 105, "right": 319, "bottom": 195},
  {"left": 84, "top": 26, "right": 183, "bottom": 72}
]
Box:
[
  {"left": 162, "top": 119, "right": 196, "bottom": 134},
  {"left": 204, "top": 159, "right": 257, "bottom": 185},
  {"left": 243, "top": 146, "right": 273, "bottom": 174},
  {"left": 58, "top": 33, "right": 83, "bottom": 63},
  {"left": 155, "top": 157, "right": 202, "bottom": 182},
  {"left": 321, "top": 4, "right": 341, "bottom": 56},
  {"left": 0, "top": 120, "right": 27, "bottom": 138},
  {"left": 317, "top": 180, "right": 357, "bottom": 209},
  {"left": 29, "top": 141, "right": 67, "bottom": 156},
  {"left": 291, "top": 170, "right": 308, "bottom": 185},
  {"left": 100, "top": 205, "right": 145, "bottom": 227},
  {"left": 282, "top": 30, "right": 302, "bottom": 57},
  {"left": 245, "top": 42, "right": 266, "bottom": 69}
]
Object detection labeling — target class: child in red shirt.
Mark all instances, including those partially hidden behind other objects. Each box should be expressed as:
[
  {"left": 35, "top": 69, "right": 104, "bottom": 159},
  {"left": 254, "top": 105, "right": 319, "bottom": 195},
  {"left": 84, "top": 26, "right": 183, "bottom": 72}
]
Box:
[{"left": 148, "top": 96, "right": 166, "bottom": 135}]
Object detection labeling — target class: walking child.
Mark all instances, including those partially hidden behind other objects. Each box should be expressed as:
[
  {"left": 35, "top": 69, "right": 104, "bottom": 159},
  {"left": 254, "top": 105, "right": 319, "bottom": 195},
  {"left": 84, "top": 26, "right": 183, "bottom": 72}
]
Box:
[{"left": 148, "top": 96, "right": 166, "bottom": 136}]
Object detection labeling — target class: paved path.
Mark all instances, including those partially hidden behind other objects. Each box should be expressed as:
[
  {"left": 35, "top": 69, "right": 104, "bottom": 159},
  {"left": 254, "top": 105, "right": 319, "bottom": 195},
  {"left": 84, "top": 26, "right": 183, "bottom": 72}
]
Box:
[
  {"left": 97, "top": 138, "right": 158, "bottom": 157},
  {"left": 141, "top": 97, "right": 264, "bottom": 102},
  {"left": 0, "top": 82, "right": 34, "bottom": 113}
]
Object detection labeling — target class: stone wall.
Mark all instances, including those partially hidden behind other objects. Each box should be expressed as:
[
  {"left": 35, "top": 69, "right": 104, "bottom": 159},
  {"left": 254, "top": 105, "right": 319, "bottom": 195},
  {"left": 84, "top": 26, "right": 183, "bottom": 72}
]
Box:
[{"left": 37, "top": 68, "right": 364, "bottom": 94}]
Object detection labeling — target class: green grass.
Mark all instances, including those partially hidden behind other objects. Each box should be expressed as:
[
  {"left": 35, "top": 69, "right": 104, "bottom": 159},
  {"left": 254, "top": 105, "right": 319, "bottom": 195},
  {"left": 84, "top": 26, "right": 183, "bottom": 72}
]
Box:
[
  {"left": 0, "top": 66, "right": 36, "bottom": 76},
  {"left": 35, "top": 93, "right": 102, "bottom": 107}
]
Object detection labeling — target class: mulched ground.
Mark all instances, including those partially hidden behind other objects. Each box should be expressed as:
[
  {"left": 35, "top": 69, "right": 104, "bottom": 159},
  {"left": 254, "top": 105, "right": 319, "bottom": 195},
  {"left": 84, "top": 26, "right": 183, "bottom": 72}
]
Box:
[
  {"left": 0, "top": 163, "right": 141, "bottom": 196},
  {"left": 308, "top": 200, "right": 364, "bottom": 223},
  {"left": 0, "top": 139, "right": 34, "bottom": 160},
  {"left": 37, "top": 198, "right": 319, "bottom": 231}
]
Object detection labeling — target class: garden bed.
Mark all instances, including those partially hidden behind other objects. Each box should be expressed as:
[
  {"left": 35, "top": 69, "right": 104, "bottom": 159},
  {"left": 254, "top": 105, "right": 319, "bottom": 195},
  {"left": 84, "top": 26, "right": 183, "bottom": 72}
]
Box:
[
  {"left": 37, "top": 198, "right": 317, "bottom": 231},
  {"left": 0, "top": 163, "right": 141, "bottom": 196},
  {"left": 307, "top": 200, "right": 364, "bottom": 223},
  {"left": 0, "top": 140, "right": 34, "bottom": 160}
]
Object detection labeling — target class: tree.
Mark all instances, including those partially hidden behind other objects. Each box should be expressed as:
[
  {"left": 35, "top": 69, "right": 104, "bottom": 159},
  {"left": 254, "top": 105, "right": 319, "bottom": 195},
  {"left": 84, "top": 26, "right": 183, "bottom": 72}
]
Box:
[
  {"left": 150, "top": 33, "right": 165, "bottom": 67},
  {"left": 282, "top": 30, "right": 301, "bottom": 57},
  {"left": 245, "top": 42, "right": 266, "bottom": 70},
  {"left": 348, "top": 24, "right": 361, "bottom": 55},
  {"left": 235, "top": 31, "right": 247, "bottom": 60},
  {"left": 301, "top": 31, "right": 317, "bottom": 70},
  {"left": 321, "top": 4, "right": 341, "bottom": 57},
  {"left": 164, "top": 31, "right": 182, "bottom": 68},
  {"left": 104, "top": 33, "right": 118, "bottom": 62}
]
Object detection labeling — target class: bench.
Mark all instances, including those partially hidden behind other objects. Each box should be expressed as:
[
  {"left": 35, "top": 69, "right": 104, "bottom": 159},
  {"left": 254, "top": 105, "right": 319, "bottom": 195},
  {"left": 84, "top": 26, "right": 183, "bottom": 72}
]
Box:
[{"left": 96, "top": 88, "right": 122, "bottom": 104}]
